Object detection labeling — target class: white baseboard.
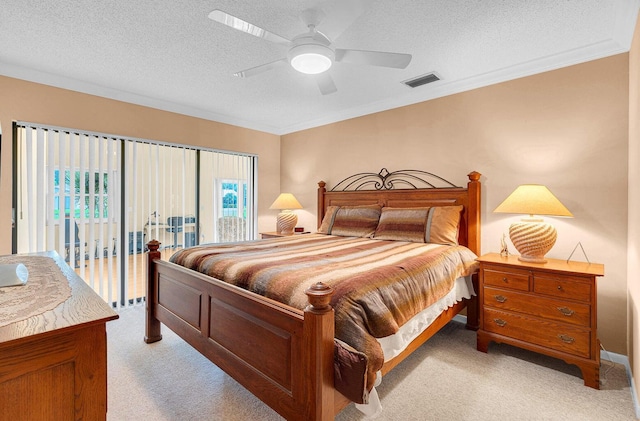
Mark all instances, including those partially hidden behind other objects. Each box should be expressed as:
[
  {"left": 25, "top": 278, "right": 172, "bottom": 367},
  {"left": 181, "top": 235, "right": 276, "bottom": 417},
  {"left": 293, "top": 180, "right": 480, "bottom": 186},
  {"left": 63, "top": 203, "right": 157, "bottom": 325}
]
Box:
[
  {"left": 600, "top": 349, "right": 640, "bottom": 419},
  {"left": 452, "top": 314, "right": 467, "bottom": 325}
]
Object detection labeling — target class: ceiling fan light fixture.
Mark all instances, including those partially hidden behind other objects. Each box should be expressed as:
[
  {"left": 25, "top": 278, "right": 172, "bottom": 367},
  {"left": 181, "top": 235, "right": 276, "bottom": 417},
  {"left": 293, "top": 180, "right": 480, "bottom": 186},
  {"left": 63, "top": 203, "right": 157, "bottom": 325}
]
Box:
[{"left": 288, "top": 43, "right": 334, "bottom": 75}]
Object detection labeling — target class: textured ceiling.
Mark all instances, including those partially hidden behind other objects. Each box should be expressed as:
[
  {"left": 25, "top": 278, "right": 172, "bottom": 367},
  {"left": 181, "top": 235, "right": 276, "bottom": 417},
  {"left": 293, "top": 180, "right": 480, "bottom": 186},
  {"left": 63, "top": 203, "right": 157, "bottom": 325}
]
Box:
[{"left": 0, "top": 0, "right": 638, "bottom": 135}]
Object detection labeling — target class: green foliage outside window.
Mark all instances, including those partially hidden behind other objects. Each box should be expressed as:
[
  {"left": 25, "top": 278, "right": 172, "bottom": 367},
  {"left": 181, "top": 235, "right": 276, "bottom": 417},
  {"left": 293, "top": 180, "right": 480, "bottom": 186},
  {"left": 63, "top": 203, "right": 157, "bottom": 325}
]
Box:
[
  {"left": 221, "top": 181, "right": 247, "bottom": 218},
  {"left": 53, "top": 169, "right": 110, "bottom": 219}
]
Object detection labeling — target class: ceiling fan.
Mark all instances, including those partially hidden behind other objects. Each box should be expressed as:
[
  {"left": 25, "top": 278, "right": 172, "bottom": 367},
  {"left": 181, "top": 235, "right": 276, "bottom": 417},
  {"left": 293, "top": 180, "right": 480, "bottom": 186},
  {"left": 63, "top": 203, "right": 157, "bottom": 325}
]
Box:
[{"left": 208, "top": 6, "right": 412, "bottom": 95}]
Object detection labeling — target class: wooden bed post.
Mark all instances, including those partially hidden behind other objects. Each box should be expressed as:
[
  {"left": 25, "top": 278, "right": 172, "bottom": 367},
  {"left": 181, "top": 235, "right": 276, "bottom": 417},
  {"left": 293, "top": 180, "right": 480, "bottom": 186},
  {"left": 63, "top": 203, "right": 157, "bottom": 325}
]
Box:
[
  {"left": 144, "top": 240, "right": 163, "bottom": 344},
  {"left": 317, "top": 181, "right": 326, "bottom": 229},
  {"left": 466, "top": 171, "right": 481, "bottom": 256},
  {"left": 303, "top": 282, "right": 335, "bottom": 421},
  {"left": 466, "top": 171, "right": 481, "bottom": 331}
]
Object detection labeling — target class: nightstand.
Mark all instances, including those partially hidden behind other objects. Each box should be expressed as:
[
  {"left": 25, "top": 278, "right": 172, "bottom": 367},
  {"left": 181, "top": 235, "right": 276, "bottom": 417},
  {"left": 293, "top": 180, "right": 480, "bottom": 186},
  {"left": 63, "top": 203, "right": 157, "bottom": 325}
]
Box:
[
  {"left": 476, "top": 253, "right": 604, "bottom": 389},
  {"left": 260, "top": 232, "right": 293, "bottom": 239}
]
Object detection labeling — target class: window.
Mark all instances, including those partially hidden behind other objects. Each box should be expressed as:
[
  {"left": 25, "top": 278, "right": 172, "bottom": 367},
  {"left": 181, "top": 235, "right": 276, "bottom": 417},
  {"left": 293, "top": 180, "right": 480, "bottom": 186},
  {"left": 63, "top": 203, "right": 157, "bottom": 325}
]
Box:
[
  {"left": 220, "top": 180, "right": 247, "bottom": 218},
  {"left": 53, "top": 169, "right": 111, "bottom": 220}
]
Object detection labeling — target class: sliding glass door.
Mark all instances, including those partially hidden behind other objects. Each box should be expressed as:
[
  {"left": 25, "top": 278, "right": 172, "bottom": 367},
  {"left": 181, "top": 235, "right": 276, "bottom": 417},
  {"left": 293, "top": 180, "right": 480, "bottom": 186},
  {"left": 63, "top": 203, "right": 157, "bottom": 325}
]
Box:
[
  {"left": 121, "top": 141, "right": 198, "bottom": 303},
  {"left": 14, "top": 122, "right": 256, "bottom": 308}
]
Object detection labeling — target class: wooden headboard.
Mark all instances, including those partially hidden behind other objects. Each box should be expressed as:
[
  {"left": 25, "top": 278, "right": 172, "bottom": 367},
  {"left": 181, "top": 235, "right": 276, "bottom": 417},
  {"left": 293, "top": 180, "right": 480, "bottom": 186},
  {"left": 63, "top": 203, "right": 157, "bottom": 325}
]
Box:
[{"left": 317, "top": 169, "right": 481, "bottom": 255}]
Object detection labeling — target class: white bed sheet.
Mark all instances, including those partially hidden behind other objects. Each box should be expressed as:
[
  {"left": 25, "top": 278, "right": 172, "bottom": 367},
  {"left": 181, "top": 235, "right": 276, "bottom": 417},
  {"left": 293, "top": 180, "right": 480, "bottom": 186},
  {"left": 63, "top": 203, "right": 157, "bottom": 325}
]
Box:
[{"left": 355, "top": 275, "right": 475, "bottom": 418}]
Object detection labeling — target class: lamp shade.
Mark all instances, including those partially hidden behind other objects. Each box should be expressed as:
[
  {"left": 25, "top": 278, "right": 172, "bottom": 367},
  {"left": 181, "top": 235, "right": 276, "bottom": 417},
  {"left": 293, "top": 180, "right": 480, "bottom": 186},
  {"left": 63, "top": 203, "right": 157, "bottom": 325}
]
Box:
[
  {"left": 269, "top": 193, "right": 303, "bottom": 210},
  {"left": 493, "top": 185, "right": 573, "bottom": 217},
  {"left": 494, "top": 185, "right": 572, "bottom": 263},
  {"left": 269, "top": 193, "right": 303, "bottom": 234}
]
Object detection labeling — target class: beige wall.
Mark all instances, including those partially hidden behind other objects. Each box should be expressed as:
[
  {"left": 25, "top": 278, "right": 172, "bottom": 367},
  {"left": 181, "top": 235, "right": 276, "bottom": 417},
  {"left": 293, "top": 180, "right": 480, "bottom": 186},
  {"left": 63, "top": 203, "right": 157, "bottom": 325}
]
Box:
[
  {"left": 0, "top": 75, "right": 281, "bottom": 254},
  {"left": 0, "top": 49, "right": 632, "bottom": 358},
  {"left": 281, "top": 54, "right": 630, "bottom": 354},
  {"left": 628, "top": 10, "right": 640, "bottom": 406}
]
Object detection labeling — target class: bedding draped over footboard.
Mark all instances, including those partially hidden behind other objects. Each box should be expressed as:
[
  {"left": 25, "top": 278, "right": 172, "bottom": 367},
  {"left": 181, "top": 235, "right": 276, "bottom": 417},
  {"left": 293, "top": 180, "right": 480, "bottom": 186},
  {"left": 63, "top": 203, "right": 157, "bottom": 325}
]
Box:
[{"left": 170, "top": 234, "right": 478, "bottom": 402}]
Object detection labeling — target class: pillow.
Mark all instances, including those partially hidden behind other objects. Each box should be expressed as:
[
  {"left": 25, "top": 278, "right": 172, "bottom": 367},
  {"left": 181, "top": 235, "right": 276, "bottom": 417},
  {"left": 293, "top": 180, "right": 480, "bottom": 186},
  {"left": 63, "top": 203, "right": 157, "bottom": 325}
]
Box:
[
  {"left": 372, "top": 205, "right": 463, "bottom": 245},
  {"left": 318, "top": 205, "right": 340, "bottom": 234},
  {"left": 425, "top": 205, "right": 463, "bottom": 246},
  {"left": 325, "top": 205, "right": 381, "bottom": 238},
  {"left": 373, "top": 207, "right": 430, "bottom": 243}
]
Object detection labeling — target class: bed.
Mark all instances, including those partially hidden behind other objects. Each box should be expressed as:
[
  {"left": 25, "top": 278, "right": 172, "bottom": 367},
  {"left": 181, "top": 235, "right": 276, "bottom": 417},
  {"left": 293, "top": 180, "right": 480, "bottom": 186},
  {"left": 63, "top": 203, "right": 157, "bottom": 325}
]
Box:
[{"left": 144, "top": 168, "right": 482, "bottom": 420}]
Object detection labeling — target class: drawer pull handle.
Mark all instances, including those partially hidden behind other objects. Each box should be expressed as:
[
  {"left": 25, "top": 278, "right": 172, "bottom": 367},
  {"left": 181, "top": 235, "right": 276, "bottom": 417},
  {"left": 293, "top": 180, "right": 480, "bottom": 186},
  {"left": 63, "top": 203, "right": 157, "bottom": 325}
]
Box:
[
  {"left": 502, "top": 277, "right": 508, "bottom": 283},
  {"left": 557, "top": 307, "right": 575, "bottom": 316},
  {"left": 493, "top": 318, "right": 507, "bottom": 327},
  {"left": 557, "top": 285, "right": 564, "bottom": 291},
  {"left": 494, "top": 295, "right": 507, "bottom": 303},
  {"left": 558, "top": 334, "right": 575, "bottom": 344}
]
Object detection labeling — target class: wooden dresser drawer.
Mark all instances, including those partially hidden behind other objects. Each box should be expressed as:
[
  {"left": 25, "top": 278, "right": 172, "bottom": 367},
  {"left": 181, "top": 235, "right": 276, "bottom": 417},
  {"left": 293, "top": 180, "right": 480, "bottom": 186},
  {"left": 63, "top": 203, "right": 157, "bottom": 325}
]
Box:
[
  {"left": 483, "top": 308, "right": 591, "bottom": 358},
  {"left": 483, "top": 267, "right": 530, "bottom": 291},
  {"left": 533, "top": 274, "right": 592, "bottom": 302},
  {"left": 483, "top": 287, "right": 591, "bottom": 327}
]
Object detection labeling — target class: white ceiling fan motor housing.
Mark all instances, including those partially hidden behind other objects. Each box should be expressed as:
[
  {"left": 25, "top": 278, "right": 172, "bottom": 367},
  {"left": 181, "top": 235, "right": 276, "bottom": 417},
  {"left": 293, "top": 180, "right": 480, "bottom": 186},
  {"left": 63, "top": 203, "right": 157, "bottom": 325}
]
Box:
[{"left": 288, "top": 31, "right": 335, "bottom": 75}]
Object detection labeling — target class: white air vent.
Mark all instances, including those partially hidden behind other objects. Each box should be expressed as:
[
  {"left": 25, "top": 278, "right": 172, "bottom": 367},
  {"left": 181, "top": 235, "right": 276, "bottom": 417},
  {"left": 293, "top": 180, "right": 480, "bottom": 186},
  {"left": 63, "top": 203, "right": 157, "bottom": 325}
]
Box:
[{"left": 403, "top": 73, "right": 440, "bottom": 88}]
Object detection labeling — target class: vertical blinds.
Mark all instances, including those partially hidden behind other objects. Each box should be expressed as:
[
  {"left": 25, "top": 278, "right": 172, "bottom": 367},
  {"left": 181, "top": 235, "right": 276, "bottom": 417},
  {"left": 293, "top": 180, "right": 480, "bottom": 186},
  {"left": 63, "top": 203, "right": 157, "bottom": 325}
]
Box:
[
  {"left": 14, "top": 122, "right": 256, "bottom": 308},
  {"left": 16, "top": 124, "right": 122, "bottom": 304}
]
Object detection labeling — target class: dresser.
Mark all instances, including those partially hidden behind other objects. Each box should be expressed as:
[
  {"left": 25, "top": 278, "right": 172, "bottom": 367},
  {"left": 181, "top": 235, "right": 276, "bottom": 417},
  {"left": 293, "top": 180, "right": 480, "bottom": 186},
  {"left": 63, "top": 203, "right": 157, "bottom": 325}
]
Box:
[
  {"left": 476, "top": 253, "right": 604, "bottom": 388},
  {"left": 0, "top": 252, "right": 119, "bottom": 420}
]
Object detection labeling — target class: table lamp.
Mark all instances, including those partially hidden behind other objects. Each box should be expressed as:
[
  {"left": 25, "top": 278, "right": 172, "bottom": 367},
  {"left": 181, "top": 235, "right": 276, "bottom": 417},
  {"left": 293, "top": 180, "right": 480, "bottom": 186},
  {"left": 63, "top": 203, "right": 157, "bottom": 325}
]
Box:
[
  {"left": 269, "top": 193, "right": 303, "bottom": 234},
  {"left": 494, "top": 184, "right": 573, "bottom": 263}
]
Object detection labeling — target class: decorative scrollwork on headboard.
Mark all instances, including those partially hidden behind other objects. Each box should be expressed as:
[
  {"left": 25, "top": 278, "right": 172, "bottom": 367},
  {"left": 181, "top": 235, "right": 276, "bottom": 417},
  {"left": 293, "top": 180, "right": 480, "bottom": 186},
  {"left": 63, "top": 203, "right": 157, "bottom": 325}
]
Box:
[{"left": 330, "top": 168, "right": 460, "bottom": 191}]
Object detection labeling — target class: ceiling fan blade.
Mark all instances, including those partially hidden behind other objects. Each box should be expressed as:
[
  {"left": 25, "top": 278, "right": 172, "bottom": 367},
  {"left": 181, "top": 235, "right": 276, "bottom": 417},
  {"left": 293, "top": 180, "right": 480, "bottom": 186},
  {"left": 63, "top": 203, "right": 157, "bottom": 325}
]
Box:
[
  {"left": 234, "top": 58, "right": 288, "bottom": 78},
  {"left": 313, "top": 0, "right": 368, "bottom": 41},
  {"left": 209, "top": 10, "right": 290, "bottom": 45},
  {"left": 315, "top": 73, "right": 337, "bottom": 95},
  {"left": 335, "top": 49, "right": 412, "bottom": 69}
]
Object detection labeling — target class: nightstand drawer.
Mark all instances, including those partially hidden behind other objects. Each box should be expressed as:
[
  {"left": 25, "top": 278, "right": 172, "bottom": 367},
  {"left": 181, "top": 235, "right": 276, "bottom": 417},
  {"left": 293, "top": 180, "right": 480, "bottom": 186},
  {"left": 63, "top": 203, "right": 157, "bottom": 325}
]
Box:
[
  {"left": 483, "top": 268, "right": 530, "bottom": 291},
  {"left": 483, "top": 287, "right": 591, "bottom": 326},
  {"left": 533, "top": 274, "right": 592, "bottom": 302},
  {"left": 483, "top": 308, "right": 591, "bottom": 358}
]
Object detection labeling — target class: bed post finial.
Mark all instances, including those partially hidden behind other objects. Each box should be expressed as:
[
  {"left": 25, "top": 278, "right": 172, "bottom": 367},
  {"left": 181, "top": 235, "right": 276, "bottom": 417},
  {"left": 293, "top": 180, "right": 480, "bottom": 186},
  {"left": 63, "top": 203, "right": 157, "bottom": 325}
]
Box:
[
  {"left": 467, "top": 171, "right": 481, "bottom": 182},
  {"left": 147, "top": 239, "right": 161, "bottom": 252},
  {"left": 305, "top": 282, "right": 334, "bottom": 313}
]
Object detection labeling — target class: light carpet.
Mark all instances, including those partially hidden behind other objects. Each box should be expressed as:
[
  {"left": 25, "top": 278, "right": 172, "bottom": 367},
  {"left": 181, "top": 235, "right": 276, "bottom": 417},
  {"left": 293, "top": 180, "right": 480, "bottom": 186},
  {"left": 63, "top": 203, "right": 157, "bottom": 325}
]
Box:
[{"left": 107, "top": 306, "right": 636, "bottom": 420}]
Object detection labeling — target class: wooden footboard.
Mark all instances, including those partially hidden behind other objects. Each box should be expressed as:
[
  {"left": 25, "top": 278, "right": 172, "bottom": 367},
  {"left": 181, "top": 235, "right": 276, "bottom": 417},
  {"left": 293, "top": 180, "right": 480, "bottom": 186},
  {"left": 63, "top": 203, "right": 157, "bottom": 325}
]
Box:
[
  {"left": 144, "top": 240, "right": 336, "bottom": 421},
  {"left": 144, "top": 240, "right": 477, "bottom": 419}
]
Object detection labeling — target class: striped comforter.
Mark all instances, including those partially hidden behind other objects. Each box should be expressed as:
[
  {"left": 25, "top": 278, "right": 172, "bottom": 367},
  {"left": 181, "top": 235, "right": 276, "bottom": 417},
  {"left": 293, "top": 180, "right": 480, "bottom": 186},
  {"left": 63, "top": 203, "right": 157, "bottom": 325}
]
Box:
[{"left": 170, "top": 234, "right": 478, "bottom": 397}]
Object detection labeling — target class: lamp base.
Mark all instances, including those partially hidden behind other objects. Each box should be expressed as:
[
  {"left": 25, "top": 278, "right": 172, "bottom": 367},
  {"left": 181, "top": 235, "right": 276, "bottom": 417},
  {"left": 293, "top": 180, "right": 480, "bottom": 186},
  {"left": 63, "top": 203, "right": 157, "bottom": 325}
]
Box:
[
  {"left": 517, "top": 255, "right": 549, "bottom": 264},
  {"left": 509, "top": 219, "right": 557, "bottom": 264},
  {"left": 276, "top": 211, "right": 298, "bottom": 235}
]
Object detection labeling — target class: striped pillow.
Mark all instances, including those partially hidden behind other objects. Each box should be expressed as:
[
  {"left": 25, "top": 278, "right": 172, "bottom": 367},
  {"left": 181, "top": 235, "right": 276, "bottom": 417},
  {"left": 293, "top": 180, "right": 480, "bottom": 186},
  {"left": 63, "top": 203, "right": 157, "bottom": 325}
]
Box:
[
  {"left": 325, "top": 205, "right": 382, "bottom": 238},
  {"left": 373, "top": 207, "right": 430, "bottom": 243},
  {"left": 318, "top": 206, "right": 340, "bottom": 234},
  {"left": 373, "top": 205, "right": 463, "bottom": 245}
]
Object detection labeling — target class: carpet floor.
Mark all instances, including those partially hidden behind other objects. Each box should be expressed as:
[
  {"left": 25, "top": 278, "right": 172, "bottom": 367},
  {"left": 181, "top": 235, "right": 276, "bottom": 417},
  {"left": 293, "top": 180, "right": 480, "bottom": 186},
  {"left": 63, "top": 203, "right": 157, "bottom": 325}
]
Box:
[{"left": 107, "top": 306, "right": 637, "bottom": 420}]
